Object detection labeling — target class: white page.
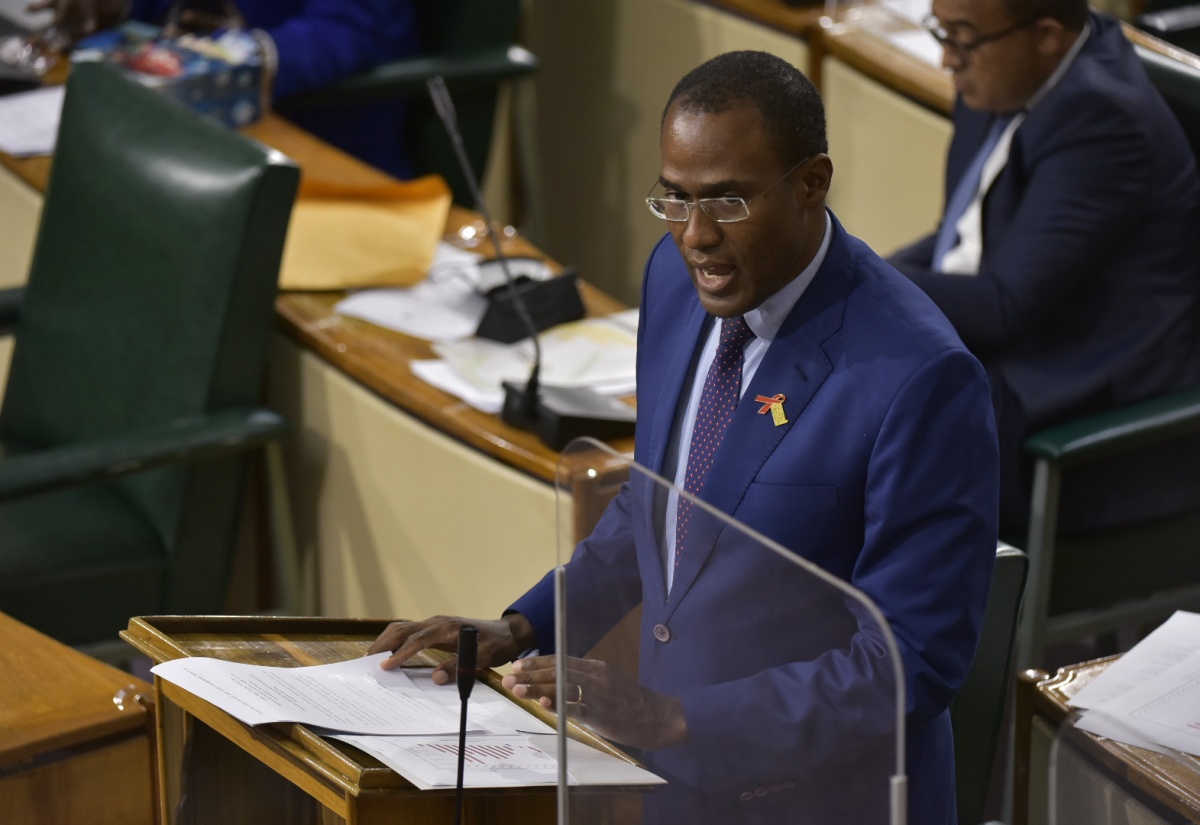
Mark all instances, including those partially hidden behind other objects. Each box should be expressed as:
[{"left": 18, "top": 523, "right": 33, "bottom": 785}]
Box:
[
  {"left": 1079, "top": 656, "right": 1200, "bottom": 757},
  {"left": 1070, "top": 611, "right": 1200, "bottom": 709},
  {"left": 432, "top": 311, "right": 639, "bottom": 391},
  {"left": 0, "top": 84, "right": 63, "bottom": 156},
  {"left": 333, "top": 731, "right": 664, "bottom": 790},
  {"left": 153, "top": 653, "right": 471, "bottom": 735},
  {"left": 403, "top": 669, "right": 554, "bottom": 736},
  {"left": 884, "top": 28, "right": 943, "bottom": 69},
  {"left": 332, "top": 245, "right": 557, "bottom": 343}
]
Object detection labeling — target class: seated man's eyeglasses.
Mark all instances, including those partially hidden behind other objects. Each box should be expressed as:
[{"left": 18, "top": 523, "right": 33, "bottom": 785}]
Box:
[
  {"left": 921, "top": 15, "right": 1038, "bottom": 67},
  {"left": 646, "top": 157, "right": 810, "bottom": 223}
]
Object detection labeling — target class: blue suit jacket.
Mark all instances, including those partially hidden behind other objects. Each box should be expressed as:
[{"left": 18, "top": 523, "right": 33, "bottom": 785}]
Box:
[
  {"left": 513, "top": 215, "right": 999, "bottom": 824},
  {"left": 891, "top": 12, "right": 1200, "bottom": 531}
]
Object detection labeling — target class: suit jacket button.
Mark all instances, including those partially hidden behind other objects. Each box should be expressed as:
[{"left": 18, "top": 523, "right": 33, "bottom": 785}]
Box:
[{"left": 653, "top": 623, "right": 670, "bottom": 642}]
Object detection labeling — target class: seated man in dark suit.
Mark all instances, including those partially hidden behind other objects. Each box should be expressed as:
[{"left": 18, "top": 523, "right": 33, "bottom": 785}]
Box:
[
  {"left": 29, "top": 0, "right": 418, "bottom": 176},
  {"left": 889, "top": 0, "right": 1200, "bottom": 534}
]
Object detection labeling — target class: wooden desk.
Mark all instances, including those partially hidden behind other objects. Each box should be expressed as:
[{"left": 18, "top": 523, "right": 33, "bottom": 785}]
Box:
[
  {"left": 1016, "top": 661, "right": 1200, "bottom": 825},
  {"left": 0, "top": 111, "right": 633, "bottom": 622},
  {"left": 0, "top": 612, "right": 155, "bottom": 825},
  {"left": 120, "top": 614, "right": 566, "bottom": 825}
]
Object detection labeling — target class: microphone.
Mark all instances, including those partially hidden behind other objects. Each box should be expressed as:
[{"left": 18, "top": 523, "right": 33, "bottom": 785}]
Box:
[
  {"left": 456, "top": 624, "right": 478, "bottom": 702},
  {"left": 454, "top": 624, "right": 478, "bottom": 825},
  {"left": 426, "top": 76, "right": 636, "bottom": 450}
]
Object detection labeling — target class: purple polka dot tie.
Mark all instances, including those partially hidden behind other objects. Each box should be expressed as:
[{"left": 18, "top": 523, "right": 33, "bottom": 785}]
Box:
[{"left": 676, "top": 316, "right": 755, "bottom": 566}]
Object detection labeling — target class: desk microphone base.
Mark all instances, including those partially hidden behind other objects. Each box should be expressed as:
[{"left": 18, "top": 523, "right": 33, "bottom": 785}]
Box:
[{"left": 501, "top": 382, "right": 636, "bottom": 451}]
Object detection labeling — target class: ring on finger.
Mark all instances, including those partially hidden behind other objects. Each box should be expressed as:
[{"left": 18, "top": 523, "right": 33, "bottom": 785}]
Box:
[{"left": 565, "top": 684, "right": 583, "bottom": 705}]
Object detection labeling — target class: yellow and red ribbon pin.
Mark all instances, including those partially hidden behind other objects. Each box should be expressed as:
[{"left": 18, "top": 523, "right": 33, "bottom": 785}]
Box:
[{"left": 755, "top": 394, "right": 788, "bottom": 426}]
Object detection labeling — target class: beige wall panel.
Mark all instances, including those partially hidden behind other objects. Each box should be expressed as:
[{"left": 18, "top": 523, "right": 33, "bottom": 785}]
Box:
[
  {"left": 0, "top": 166, "right": 38, "bottom": 401},
  {"left": 525, "top": 0, "right": 808, "bottom": 306},
  {"left": 0, "top": 166, "right": 39, "bottom": 289},
  {"left": 823, "top": 57, "right": 951, "bottom": 257},
  {"left": 267, "top": 336, "right": 559, "bottom": 621}
]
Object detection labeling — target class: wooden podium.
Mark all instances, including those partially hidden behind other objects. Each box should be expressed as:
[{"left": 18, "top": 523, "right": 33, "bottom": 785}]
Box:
[
  {"left": 1016, "top": 658, "right": 1200, "bottom": 825},
  {"left": 0, "top": 612, "right": 155, "bottom": 825},
  {"left": 120, "top": 615, "right": 559, "bottom": 825}
]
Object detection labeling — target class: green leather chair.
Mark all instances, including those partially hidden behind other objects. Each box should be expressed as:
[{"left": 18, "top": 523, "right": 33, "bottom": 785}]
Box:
[
  {"left": 1012, "top": 44, "right": 1200, "bottom": 672},
  {"left": 952, "top": 544, "right": 1029, "bottom": 825},
  {"left": 1137, "top": 1, "right": 1200, "bottom": 57},
  {"left": 0, "top": 62, "right": 299, "bottom": 655},
  {"left": 276, "top": 0, "right": 538, "bottom": 208}
]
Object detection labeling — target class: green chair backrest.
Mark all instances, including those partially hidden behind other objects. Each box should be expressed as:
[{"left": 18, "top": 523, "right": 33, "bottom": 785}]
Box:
[
  {"left": 407, "top": 0, "right": 524, "bottom": 204},
  {"left": 1137, "top": 43, "right": 1200, "bottom": 162},
  {"left": 0, "top": 61, "right": 298, "bottom": 611},
  {"left": 952, "top": 544, "right": 1029, "bottom": 825}
]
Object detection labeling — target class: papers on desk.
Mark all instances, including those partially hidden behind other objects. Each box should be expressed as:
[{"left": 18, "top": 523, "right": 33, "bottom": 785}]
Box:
[
  {"left": 878, "top": 0, "right": 932, "bottom": 27},
  {"left": 333, "top": 242, "right": 557, "bottom": 343},
  {"left": 413, "top": 309, "right": 639, "bottom": 414},
  {"left": 1069, "top": 611, "right": 1200, "bottom": 757},
  {"left": 0, "top": 83, "right": 62, "bottom": 156},
  {"left": 884, "top": 28, "right": 943, "bottom": 69},
  {"left": 334, "top": 246, "right": 639, "bottom": 414},
  {"left": 152, "top": 652, "right": 663, "bottom": 790}
]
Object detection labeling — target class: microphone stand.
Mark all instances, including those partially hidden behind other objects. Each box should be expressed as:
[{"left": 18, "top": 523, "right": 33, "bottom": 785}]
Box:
[
  {"left": 426, "top": 76, "right": 543, "bottom": 425},
  {"left": 426, "top": 75, "right": 635, "bottom": 448},
  {"left": 454, "top": 624, "right": 478, "bottom": 825}
]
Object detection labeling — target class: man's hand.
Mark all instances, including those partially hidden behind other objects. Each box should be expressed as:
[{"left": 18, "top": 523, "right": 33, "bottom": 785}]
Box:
[
  {"left": 26, "top": 0, "right": 129, "bottom": 37},
  {"left": 367, "top": 613, "right": 536, "bottom": 686},
  {"left": 502, "top": 655, "right": 688, "bottom": 751}
]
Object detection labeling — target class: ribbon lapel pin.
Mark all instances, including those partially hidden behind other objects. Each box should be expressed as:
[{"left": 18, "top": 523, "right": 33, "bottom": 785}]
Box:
[{"left": 754, "top": 394, "right": 788, "bottom": 427}]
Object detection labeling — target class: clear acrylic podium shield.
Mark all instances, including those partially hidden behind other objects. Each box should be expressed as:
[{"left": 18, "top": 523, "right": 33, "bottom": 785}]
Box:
[{"left": 550, "top": 438, "right": 907, "bottom": 825}]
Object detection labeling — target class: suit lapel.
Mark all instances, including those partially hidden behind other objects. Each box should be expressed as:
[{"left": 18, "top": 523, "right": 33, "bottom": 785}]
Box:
[{"left": 664, "top": 220, "right": 856, "bottom": 613}]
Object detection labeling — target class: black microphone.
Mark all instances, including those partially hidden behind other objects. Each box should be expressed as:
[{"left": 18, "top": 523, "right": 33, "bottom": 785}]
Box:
[
  {"left": 426, "top": 76, "right": 636, "bottom": 450},
  {"left": 454, "top": 624, "right": 478, "bottom": 825},
  {"left": 456, "top": 623, "right": 478, "bottom": 701}
]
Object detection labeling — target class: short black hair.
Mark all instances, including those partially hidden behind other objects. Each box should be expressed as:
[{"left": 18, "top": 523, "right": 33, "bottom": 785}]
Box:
[
  {"left": 1002, "top": 0, "right": 1087, "bottom": 29},
  {"left": 663, "top": 51, "right": 827, "bottom": 167}
]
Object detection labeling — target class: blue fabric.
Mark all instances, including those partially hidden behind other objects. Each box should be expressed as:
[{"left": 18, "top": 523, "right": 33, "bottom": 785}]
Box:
[
  {"left": 511, "top": 214, "right": 999, "bottom": 824},
  {"left": 890, "top": 11, "right": 1200, "bottom": 531},
  {"left": 129, "top": 0, "right": 418, "bottom": 177},
  {"left": 931, "top": 113, "right": 1014, "bottom": 271}
]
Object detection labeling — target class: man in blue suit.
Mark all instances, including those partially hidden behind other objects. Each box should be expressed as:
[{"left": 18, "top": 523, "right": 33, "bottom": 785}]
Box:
[
  {"left": 371, "top": 52, "right": 998, "bottom": 823},
  {"left": 890, "top": 0, "right": 1200, "bottom": 534}
]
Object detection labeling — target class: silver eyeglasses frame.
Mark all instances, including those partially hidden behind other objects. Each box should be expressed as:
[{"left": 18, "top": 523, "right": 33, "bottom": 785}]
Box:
[{"left": 645, "top": 156, "right": 811, "bottom": 223}]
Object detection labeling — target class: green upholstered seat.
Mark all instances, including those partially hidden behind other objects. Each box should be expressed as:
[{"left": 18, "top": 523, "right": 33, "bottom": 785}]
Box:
[
  {"left": 1015, "top": 387, "right": 1200, "bottom": 670},
  {"left": 0, "top": 61, "right": 299, "bottom": 650},
  {"left": 275, "top": 0, "right": 537, "bottom": 208}
]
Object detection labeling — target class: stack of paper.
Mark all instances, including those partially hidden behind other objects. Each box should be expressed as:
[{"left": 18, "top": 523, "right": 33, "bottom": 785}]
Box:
[
  {"left": 1069, "top": 611, "right": 1200, "bottom": 757},
  {"left": 0, "top": 84, "right": 63, "bottom": 156},
  {"left": 333, "top": 247, "right": 639, "bottom": 414},
  {"left": 152, "top": 652, "right": 662, "bottom": 790}
]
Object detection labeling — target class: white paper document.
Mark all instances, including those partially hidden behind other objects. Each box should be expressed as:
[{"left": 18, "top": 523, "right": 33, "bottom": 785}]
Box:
[
  {"left": 0, "top": 84, "right": 64, "bottom": 156},
  {"left": 151, "top": 652, "right": 538, "bottom": 735},
  {"left": 884, "top": 28, "right": 943, "bottom": 69},
  {"left": 1069, "top": 611, "right": 1200, "bottom": 757},
  {"left": 334, "top": 732, "right": 664, "bottom": 790},
  {"left": 152, "top": 652, "right": 662, "bottom": 790},
  {"left": 333, "top": 244, "right": 558, "bottom": 343},
  {"left": 413, "top": 309, "right": 639, "bottom": 414}
]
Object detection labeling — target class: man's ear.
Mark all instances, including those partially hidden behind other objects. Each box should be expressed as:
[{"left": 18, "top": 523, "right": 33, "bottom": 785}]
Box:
[
  {"left": 1035, "top": 18, "right": 1069, "bottom": 58},
  {"left": 800, "top": 154, "right": 833, "bottom": 207}
]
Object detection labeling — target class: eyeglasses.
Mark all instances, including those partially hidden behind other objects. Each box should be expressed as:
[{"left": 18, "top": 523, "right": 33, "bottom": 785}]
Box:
[
  {"left": 921, "top": 15, "right": 1037, "bottom": 67},
  {"left": 645, "top": 157, "right": 810, "bottom": 223}
]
